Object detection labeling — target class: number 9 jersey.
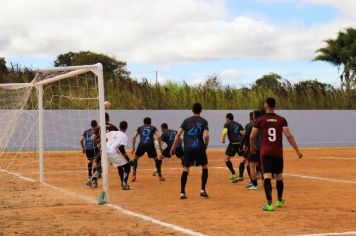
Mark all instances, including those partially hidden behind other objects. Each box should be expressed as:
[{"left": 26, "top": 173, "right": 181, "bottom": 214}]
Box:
[{"left": 254, "top": 113, "right": 288, "bottom": 157}]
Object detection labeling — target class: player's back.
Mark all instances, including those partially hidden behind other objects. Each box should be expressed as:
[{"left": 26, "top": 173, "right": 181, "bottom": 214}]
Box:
[
  {"left": 225, "top": 120, "right": 244, "bottom": 144},
  {"left": 106, "top": 130, "right": 127, "bottom": 154},
  {"left": 83, "top": 128, "right": 96, "bottom": 149},
  {"left": 181, "top": 116, "right": 208, "bottom": 150},
  {"left": 255, "top": 113, "right": 287, "bottom": 157},
  {"left": 138, "top": 125, "right": 157, "bottom": 145},
  {"left": 162, "top": 129, "right": 181, "bottom": 147}
]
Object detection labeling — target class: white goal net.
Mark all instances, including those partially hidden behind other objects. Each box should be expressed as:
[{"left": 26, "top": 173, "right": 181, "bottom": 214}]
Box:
[{"left": 0, "top": 64, "right": 110, "bottom": 203}]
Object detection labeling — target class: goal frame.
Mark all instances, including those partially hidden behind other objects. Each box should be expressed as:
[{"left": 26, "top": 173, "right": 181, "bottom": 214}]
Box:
[{"left": 0, "top": 63, "right": 110, "bottom": 202}]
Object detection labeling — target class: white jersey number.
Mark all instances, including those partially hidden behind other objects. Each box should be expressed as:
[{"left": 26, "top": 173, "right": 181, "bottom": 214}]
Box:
[{"left": 268, "top": 128, "right": 276, "bottom": 142}]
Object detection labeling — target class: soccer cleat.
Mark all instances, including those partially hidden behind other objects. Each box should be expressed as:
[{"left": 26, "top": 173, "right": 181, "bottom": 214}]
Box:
[
  {"left": 245, "top": 182, "right": 253, "bottom": 188},
  {"left": 232, "top": 177, "right": 243, "bottom": 183},
  {"left": 131, "top": 175, "right": 136, "bottom": 182},
  {"left": 152, "top": 171, "right": 158, "bottom": 176},
  {"left": 247, "top": 185, "right": 258, "bottom": 190},
  {"left": 262, "top": 204, "right": 275, "bottom": 211},
  {"left": 276, "top": 199, "right": 285, "bottom": 208},
  {"left": 159, "top": 176, "right": 165, "bottom": 181},
  {"left": 179, "top": 193, "right": 187, "bottom": 200},
  {"left": 122, "top": 185, "right": 130, "bottom": 190},
  {"left": 98, "top": 191, "right": 106, "bottom": 205},
  {"left": 228, "top": 173, "right": 237, "bottom": 180},
  {"left": 200, "top": 190, "right": 209, "bottom": 198}
]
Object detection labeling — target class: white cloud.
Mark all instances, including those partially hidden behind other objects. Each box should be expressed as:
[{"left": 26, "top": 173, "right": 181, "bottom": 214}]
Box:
[{"left": 0, "top": 0, "right": 354, "bottom": 64}]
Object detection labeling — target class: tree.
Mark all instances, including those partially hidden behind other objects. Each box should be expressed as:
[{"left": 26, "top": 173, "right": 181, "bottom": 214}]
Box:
[
  {"left": 314, "top": 27, "right": 356, "bottom": 92},
  {"left": 54, "top": 51, "right": 130, "bottom": 79},
  {"left": 253, "top": 72, "right": 282, "bottom": 89}
]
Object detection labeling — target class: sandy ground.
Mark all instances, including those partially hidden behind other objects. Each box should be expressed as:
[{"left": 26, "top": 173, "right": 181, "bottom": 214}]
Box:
[{"left": 1, "top": 147, "right": 356, "bottom": 236}]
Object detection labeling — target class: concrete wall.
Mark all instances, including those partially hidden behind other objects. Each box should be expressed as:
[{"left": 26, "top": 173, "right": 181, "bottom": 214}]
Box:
[{"left": 3, "top": 110, "right": 356, "bottom": 150}]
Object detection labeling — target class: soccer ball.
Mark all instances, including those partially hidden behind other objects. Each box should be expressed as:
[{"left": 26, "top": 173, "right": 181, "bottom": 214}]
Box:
[{"left": 104, "top": 101, "right": 111, "bottom": 109}]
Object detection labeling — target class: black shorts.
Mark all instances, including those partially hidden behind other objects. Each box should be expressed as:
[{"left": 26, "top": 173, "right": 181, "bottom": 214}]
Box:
[
  {"left": 249, "top": 150, "right": 260, "bottom": 164},
  {"left": 85, "top": 147, "right": 99, "bottom": 160},
  {"left": 162, "top": 146, "right": 184, "bottom": 158},
  {"left": 225, "top": 143, "right": 243, "bottom": 157},
  {"left": 262, "top": 155, "right": 283, "bottom": 174},
  {"left": 135, "top": 143, "right": 157, "bottom": 158},
  {"left": 183, "top": 148, "right": 208, "bottom": 167}
]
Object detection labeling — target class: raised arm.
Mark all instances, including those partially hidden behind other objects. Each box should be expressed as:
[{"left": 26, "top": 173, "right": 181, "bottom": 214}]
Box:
[
  {"left": 249, "top": 127, "right": 258, "bottom": 155},
  {"left": 283, "top": 127, "right": 303, "bottom": 159},
  {"left": 171, "top": 128, "right": 184, "bottom": 155}
]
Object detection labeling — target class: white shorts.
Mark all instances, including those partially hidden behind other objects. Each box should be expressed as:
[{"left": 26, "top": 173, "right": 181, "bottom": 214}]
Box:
[{"left": 107, "top": 152, "right": 128, "bottom": 167}]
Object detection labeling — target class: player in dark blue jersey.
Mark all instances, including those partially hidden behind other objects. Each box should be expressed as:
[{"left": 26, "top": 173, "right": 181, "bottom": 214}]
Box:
[
  {"left": 131, "top": 117, "right": 163, "bottom": 182},
  {"left": 80, "top": 120, "right": 99, "bottom": 186},
  {"left": 159, "top": 123, "right": 184, "bottom": 166},
  {"left": 171, "top": 103, "right": 210, "bottom": 199},
  {"left": 221, "top": 113, "right": 245, "bottom": 182},
  {"left": 241, "top": 112, "right": 254, "bottom": 187}
]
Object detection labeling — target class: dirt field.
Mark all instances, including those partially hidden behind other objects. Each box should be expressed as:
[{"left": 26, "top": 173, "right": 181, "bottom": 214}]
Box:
[{"left": 1, "top": 147, "right": 356, "bottom": 236}]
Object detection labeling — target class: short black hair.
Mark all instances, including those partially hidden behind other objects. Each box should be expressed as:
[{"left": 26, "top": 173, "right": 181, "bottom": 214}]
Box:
[
  {"left": 266, "top": 97, "right": 276, "bottom": 108},
  {"left": 249, "top": 111, "right": 253, "bottom": 121},
  {"left": 105, "top": 112, "right": 110, "bottom": 123},
  {"left": 226, "top": 113, "right": 234, "bottom": 120},
  {"left": 253, "top": 109, "right": 262, "bottom": 120},
  {"left": 192, "top": 103, "right": 202, "bottom": 114},
  {"left": 91, "top": 120, "right": 98, "bottom": 128},
  {"left": 119, "top": 121, "right": 128, "bottom": 131},
  {"left": 161, "top": 123, "right": 168, "bottom": 129},
  {"left": 143, "top": 117, "right": 151, "bottom": 125}
]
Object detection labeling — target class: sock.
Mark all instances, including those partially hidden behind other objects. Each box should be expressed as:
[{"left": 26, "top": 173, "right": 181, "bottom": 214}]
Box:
[
  {"left": 246, "top": 165, "right": 252, "bottom": 182},
  {"left": 276, "top": 180, "right": 284, "bottom": 201},
  {"left": 239, "top": 161, "right": 245, "bottom": 178},
  {"left": 201, "top": 168, "right": 208, "bottom": 191},
  {"left": 181, "top": 171, "right": 188, "bottom": 194},
  {"left": 252, "top": 179, "right": 258, "bottom": 187},
  {"left": 225, "top": 160, "right": 235, "bottom": 175},
  {"left": 155, "top": 159, "right": 162, "bottom": 177},
  {"left": 88, "top": 162, "right": 93, "bottom": 177},
  {"left": 117, "top": 167, "right": 124, "bottom": 185},
  {"left": 264, "top": 178, "right": 272, "bottom": 205},
  {"left": 133, "top": 159, "right": 138, "bottom": 175}
]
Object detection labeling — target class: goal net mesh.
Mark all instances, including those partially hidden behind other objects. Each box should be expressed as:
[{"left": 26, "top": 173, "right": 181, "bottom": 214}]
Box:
[{"left": 0, "top": 67, "right": 105, "bottom": 203}]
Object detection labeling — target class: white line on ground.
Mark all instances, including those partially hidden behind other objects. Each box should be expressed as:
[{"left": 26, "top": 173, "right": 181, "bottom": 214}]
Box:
[
  {"left": 304, "top": 157, "right": 356, "bottom": 160},
  {"left": 297, "top": 231, "right": 356, "bottom": 236},
  {"left": 0, "top": 167, "right": 206, "bottom": 236},
  {"left": 285, "top": 173, "right": 356, "bottom": 185}
]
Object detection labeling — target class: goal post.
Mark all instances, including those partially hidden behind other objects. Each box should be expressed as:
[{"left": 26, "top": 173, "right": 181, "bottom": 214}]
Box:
[{"left": 0, "top": 63, "right": 110, "bottom": 202}]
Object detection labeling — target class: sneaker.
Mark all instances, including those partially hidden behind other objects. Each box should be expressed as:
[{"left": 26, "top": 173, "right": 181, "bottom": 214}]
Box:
[
  {"left": 245, "top": 182, "right": 253, "bottom": 188},
  {"left": 247, "top": 185, "right": 258, "bottom": 190},
  {"left": 91, "top": 180, "right": 98, "bottom": 188},
  {"left": 232, "top": 177, "right": 243, "bottom": 183},
  {"left": 179, "top": 193, "right": 187, "bottom": 200},
  {"left": 122, "top": 185, "right": 130, "bottom": 190},
  {"left": 276, "top": 199, "right": 285, "bottom": 208},
  {"left": 152, "top": 171, "right": 158, "bottom": 176},
  {"left": 228, "top": 173, "right": 237, "bottom": 180},
  {"left": 262, "top": 204, "right": 275, "bottom": 211},
  {"left": 200, "top": 190, "right": 209, "bottom": 198},
  {"left": 131, "top": 175, "right": 136, "bottom": 182},
  {"left": 159, "top": 176, "right": 165, "bottom": 181}
]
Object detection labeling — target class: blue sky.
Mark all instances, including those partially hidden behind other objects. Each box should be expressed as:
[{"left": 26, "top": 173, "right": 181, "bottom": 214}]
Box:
[{"left": 1, "top": 0, "right": 354, "bottom": 87}]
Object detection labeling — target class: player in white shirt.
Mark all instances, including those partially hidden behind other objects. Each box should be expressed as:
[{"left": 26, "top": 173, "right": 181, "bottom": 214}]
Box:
[{"left": 106, "top": 121, "right": 131, "bottom": 190}]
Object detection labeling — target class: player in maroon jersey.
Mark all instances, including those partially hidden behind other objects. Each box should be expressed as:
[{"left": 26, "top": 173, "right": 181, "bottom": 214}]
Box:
[{"left": 250, "top": 97, "right": 302, "bottom": 211}]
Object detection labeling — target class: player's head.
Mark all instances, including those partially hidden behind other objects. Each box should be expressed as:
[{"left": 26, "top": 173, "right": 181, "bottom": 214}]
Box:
[
  {"left": 226, "top": 113, "right": 234, "bottom": 121},
  {"left": 105, "top": 112, "right": 110, "bottom": 123},
  {"left": 119, "top": 121, "right": 128, "bottom": 132},
  {"left": 143, "top": 117, "right": 151, "bottom": 125},
  {"left": 265, "top": 97, "right": 276, "bottom": 110},
  {"left": 253, "top": 109, "right": 262, "bottom": 122},
  {"left": 192, "top": 102, "right": 202, "bottom": 115},
  {"left": 91, "top": 120, "right": 98, "bottom": 128},
  {"left": 161, "top": 123, "right": 168, "bottom": 132},
  {"left": 249, "top": 111, "right": 253, "bottom": 121}
]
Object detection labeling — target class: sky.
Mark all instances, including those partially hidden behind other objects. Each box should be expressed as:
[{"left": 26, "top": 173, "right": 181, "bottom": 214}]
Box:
[{"left": 0, "top": 0, "right": 355, "bottom": 87}]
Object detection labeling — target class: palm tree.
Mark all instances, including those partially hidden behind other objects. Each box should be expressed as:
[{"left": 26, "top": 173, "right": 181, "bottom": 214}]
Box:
[{"left": 314, "top": 27, "right": 356, "bottom": 93}]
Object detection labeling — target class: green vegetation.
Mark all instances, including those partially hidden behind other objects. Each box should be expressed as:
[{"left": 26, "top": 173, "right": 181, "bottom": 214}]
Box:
[{"left": 1, "top": 26, "right": 356, "bottom": 110}]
